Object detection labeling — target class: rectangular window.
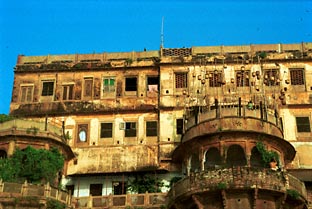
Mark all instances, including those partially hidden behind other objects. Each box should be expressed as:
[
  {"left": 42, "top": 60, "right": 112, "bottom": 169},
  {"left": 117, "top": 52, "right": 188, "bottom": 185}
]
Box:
[
  {"left": 90, "top": 184, "right": 103, "bottom": 196},
  {"left": 147, "top": 76, "right": 159, "bottom": 92},
  {"left": 62, "top": 85, "right": 74, "bottom": 100},
  {"left": 296, "top": 117, "right": 311, "bottom": 132},
  {"left": 103, "top": 77, "right": 115, "bottom": 93},
  {"left": 100, "top": 123, "right": 113, "bottom": 138},
  {"left": 77, "top": 124, "right": 88, "bottom": 143},
  {"left": 125, "top": 122, "right": 136, "bottom": 137},
  {"left": 66, "top": 185, "right": 74, "bottom": 196},
  {"left": 176, "top": 118, "right": 184, "bottom": 135},
  {"left": 113, "top": 182, "right": 127, "bottom": 195},
  {"left": 208, "top": 71, "right": 222, "bottom": 87},
  {"left": 125, "top": 77, "right": 137, "bottom": 91},
  {"left": 41, "top": 81, "right": 54, "bottom": 96},
  {"left": 264, "top": 69, "right": 279, "bottom": 86},
  {"left": 146, "top": 121, "right": 157, "bottom": 136},
  {"left": 290, "top": 68, "right": 304, "bottom": 85},
  {"left": 84, "top": 78, "right": 93, "bottom": 98},
  {"left": 20, "top": 85, "right": 33, "bottom": 102},
  {"left": 236, "top": 71, "right": 250, "bottom": 87},
  {"left": 175, "top": 72, "right": 188, "bottom": 88}
]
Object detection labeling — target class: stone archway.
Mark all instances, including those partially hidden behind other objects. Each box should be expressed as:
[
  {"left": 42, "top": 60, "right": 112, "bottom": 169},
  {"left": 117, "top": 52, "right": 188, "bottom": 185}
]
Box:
[
  {"left": 226, "top": 145, "right": 247, "bottom": 167},
  {"left": 250, "top": 146, "right": 263, "bottom": 167},
  {"left": 204, "top": 147, "right": 222, "bottom": 169},
  {"left": 190, "top": 153, "right": 200, "bottom": 173},
  {"left": 0, "top": 150, "right": 7, "bottom": 158}
]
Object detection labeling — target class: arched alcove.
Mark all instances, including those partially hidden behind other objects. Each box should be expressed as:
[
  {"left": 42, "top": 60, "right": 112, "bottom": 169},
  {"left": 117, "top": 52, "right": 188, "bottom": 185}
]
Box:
[
  {"left": 204, "top": 147, "right": 222, "bottom": 169},
  {"left": 0, "top": 149, "right": 7, "bottom": 158},
  {"left": 226, "top": 145, "right": 247, "bottom": 167},
  {"left": 190, "top": 153, "right": 200, "bottom": 173},
  {"left": 250, "top": 146, "right": 263, "bottom": 167}
]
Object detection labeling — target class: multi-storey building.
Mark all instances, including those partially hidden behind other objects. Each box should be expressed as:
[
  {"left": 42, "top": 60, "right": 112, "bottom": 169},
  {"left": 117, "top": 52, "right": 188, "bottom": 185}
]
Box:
[{"left": 2, "top": 42, "right": 312, "bottom": 208}]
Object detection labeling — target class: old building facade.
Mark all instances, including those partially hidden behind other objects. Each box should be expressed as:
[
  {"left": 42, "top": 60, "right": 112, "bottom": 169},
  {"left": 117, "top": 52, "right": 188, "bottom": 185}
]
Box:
[{"left": 2, "top": 42, "right": 312, "bottom": 208}]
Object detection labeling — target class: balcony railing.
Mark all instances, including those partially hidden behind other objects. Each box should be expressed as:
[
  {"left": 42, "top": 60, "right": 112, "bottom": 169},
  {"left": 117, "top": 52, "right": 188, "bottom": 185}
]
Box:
[
  {"left": 167, "top": 167, "right": 307, "bottom": 205},
  {"left": 0, "top": 180, "right": 71, "bottom": 206},
  {"left": 72, "top": 193, "right": 167, "bottom": 208}
]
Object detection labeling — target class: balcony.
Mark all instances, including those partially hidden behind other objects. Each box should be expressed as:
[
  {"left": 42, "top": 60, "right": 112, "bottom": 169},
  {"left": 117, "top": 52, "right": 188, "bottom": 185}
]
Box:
[
  {"left": 167, "top": 167, "right": 308, "bottom": 209},
  {"left": 73, "top": 193, "right": 167, "bottom": 209},
  {"left": 183, "top": 101, "right": 283, "bottom": 143}
]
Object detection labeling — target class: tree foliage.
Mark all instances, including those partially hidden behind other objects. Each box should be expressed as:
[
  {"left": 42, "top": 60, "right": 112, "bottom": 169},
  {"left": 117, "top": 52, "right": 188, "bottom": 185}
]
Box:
[
  {"left": 0, "top": 146, "right": 64, "bottom": 185},
  {"left": 0, "top": 114, "right": 14, "bottom": 123},
  {"left": 127, "top": 174, "right": 164, "bottom": 193},
  {"left": 256, "top": 141, "right": 279, "bottom": 167}
]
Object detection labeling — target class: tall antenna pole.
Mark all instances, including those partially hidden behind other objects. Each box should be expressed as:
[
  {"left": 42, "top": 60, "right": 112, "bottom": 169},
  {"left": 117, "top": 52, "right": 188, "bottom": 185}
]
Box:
[{"left": 160, "top": 17, "right": 164, "bottom": 48}]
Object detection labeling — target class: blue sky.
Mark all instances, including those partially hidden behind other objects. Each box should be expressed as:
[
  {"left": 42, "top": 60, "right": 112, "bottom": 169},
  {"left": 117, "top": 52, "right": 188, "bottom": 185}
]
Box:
[{"left": 0, "top": 0, "right": 311, "bottom": 114}]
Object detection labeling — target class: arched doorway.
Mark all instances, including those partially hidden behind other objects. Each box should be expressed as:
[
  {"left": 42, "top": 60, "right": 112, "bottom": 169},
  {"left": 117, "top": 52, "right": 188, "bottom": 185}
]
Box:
[
  {"left": 204, "top": 147, "right": 222, "bottom": 169},
  {"left": 0, "top": 149, "right": 7, "bottom": 158},
  {"left": 250, "top": 146, "right": 263, "bottom": 167},
  {"left": 226, "top": 145, "right": 247, "bottom": 167},
  {"left": 190, "top": 153, "right": 200, "bottom": 173}
]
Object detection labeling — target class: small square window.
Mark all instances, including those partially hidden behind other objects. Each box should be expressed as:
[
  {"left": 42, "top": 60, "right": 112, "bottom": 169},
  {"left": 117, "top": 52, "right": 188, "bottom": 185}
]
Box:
[
  {"left": 100, "top": 123, "right": 113, "bottom": 138},
  {"left": 290, "top": 68, "right": 304, "bottom": 85},
  {"left": 146, "top": 121, "right": 157, "bottom": 136},
  {"left": 125, "top": 77, "right": 137, "bottom": 91},
  {"left": 264, "top": 69, "right": 279, "bottom": 86},
  {"left": 236, "top": 71, "right": 250, "bottom": 87},
  {"left": 125, "top": 122, "right": 136, "bottom": 137},
  {"left": 296, "top": 117, "right": 311, "bottom": 132},
  {"left": 147, "top": 76, "right": 159, "bottom": 92},
  {"left": 42, "top": 81, "right": 54, "bottom": 96},
  {"left": 175, "top": 72, "right": 188, "bottom": 88},
  {"left": 208, "top": 71, "right": 222, "bottom": 87}
]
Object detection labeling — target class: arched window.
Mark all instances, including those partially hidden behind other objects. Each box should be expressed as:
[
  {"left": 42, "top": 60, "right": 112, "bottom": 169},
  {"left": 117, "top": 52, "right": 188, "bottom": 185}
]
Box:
[
  {"left": 190, "top": 153, "right": 200, "bottom": 173},
  {"left": 226, "top": 145, "right": 247, "bottom": 167},
  {"left": 250, "top": 146, "right": 263, "bottom": 167},
  {"left": 204, "top": 147, "right": 222, "bottom": 169},
  {"left": 0, "top": 150, "right": 7, "bottom": 158}
]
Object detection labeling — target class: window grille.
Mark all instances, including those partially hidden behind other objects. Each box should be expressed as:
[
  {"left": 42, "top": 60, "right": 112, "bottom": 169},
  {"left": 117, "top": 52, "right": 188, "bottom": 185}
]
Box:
[
  {"left": 175, "top": 72, "right": 188, "bottom": 88},
  {"left": 236, "top": 71, "right": 250, "bottom": 87},
  {"left": 264, "top": 69, "right": 279, "bottom": 86},
  {"left": 209, "top": 71, "right": 222, "bottom": 87},
  {"left": 290, "top": 68, "right": 304, "bottom": 85}
]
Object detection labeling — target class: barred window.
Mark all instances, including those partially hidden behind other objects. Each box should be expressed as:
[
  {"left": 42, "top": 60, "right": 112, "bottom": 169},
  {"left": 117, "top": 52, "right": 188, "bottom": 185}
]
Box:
[
  {"left": 42, "top": 81, "right": 54, "bottom": 96},
  {"left": 146, "top": 121, "right": 157, "bottom": 136},
  {"left": 100, "top": 123, "right": 113, "bottom": 138},
  {"left": 264, "top": 69, "right": 279, "bottom": 86},
  {"left": 236, "top": 71, "right": 250, "bottom": 87},
  {"left": 290, "top": 68, "right": 304, "bottom": 85},
  {"left": 175, "top": 72, "right": 188, "bottom": 88},
  {"left": 209, "top": 71, "right": 222, "bottom": 87},
  {"left": 296, "top": 117, "right": 311, "bottom": 132}
]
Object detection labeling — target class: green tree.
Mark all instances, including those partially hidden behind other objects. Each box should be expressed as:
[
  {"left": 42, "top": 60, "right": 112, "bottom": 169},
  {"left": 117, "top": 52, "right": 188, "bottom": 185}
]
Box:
[
  {"left": 0, "top": 114, "right": 14, "bottom": 123},
  {"left": 128, "top": 174, "right": 164, "bottom": 193},
  {"left": 0, "top": 146, "right": 64, "bottom": 185}
]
